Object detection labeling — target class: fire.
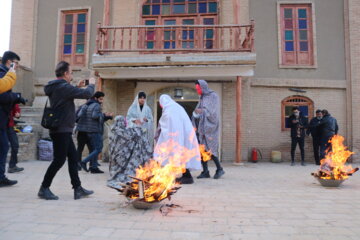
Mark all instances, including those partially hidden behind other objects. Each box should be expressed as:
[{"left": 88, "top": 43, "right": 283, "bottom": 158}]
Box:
[{"left": 199, "top": 145, "right": 212, "bottom": 162}]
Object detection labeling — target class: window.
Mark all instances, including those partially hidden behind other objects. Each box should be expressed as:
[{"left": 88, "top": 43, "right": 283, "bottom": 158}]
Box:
[
  {"left": 281, "top": 96, "right": 313, "bottom": 131},
  {"left": 59, "top": 10, "right": 88, "bottom": 66},
  {"left": 279, "top": 4, "right": 314, "bottom": 66}
]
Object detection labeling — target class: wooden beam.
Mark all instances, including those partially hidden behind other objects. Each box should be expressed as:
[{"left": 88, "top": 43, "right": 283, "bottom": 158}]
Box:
[
  {"left": 235, "top": 76, "right": 242, "bottom": 164},
  {"left": 103, "top": 0, "right": 111, "bottom": 49}
]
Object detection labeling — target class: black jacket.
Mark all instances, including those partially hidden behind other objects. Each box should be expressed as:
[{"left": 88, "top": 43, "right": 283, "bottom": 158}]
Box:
[
  {"left": 319, "top": 114, "right": 338, "bottom": 140},
  {"left": 0, "top": 64, "right": 20, "bottom": 130},
  {"left": 288, "top": 114, "right": 308, "bottom": 138},
  {"left": 306, "top": 117, "right": 322, "bottom": 139},
  {"left": 44, "top": 79, "right": 94, "bottom": 133}
]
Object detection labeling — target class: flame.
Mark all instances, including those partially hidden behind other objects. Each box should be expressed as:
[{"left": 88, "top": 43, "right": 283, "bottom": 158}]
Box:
[
  {"left": 319, "top": 135, "right": 354, "bottom": 180},
  {"left": 199, "top": 145, "right": 212, "bottom": 162}
]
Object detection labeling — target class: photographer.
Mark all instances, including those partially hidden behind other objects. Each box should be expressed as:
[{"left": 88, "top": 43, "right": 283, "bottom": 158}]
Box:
[
  {"left": 289, "top": 107, "right": 308, "bottom": 166},
  {"left": 0, "top": 51, "right": 25, "bottom": 187}
]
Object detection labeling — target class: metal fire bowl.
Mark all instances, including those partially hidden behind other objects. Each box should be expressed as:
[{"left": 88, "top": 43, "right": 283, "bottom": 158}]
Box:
[
  {"left": 130, "top": 199, "right": 160, "bottom": 209},
  {"left": 316, "top": 178, "right": 345, "bottom": 187}
]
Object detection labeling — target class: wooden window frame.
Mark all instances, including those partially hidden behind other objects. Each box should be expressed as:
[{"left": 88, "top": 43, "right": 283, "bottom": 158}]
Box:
[
  {"left": 277, "top": 1, "right": 317, "bottom": 68},
  {"left": 281, "top": 95, "right": 314, "bottom": 131},
  {"left": 55, "top": 7, "right": 91, "bottom": 69}
]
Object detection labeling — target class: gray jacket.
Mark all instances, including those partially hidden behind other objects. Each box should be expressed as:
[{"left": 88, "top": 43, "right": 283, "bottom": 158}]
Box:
[
  {"left": 44, "top": 79, "right": 94, "bottom": 133},
  {"left": 76, "top": 100, "right": 110, "bottom": 133}
]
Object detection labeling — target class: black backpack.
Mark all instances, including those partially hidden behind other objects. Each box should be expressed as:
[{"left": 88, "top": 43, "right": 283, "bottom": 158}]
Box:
[{"left": 41, "top": 99, "right": 63, "bottom": 130}]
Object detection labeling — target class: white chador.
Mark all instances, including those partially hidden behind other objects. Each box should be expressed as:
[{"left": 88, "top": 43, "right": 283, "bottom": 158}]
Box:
[
  {"left": 126, "top": 91, "right": 154, "bottom": 149},
  {"left": 154, "top": 94, "right": 201, "bottom": 171}
]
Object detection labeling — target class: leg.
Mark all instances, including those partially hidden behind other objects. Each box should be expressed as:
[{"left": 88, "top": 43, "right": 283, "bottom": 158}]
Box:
[
  {"left": 212, "top": 155, "right": 223, "bottom": 171},
  {"left": 290, "top": 138, "right": 297, "bottom": 164},
  {"left": 82, "top": 133, "right": 101, "bottom": 167},
  {"left": 0, "top": 129, "right": 9, "bottom": 180},
  {"left": 90, "top": 134, "right": 103, "bottom": 169},
  {"left": 299, "top": 137, "right": 305, "bottom": 165},
  {"left": 313, "top": 138, "right": 320, "bottom": 165},
  {"left": 7, "top": 127, "right": 19, "bottom": 169},
  {"left": 77, "top": 132, "right": 87, "bottom": 163},
  {"left": 67, "top": 137, "right": 81, "bottom": 189}
]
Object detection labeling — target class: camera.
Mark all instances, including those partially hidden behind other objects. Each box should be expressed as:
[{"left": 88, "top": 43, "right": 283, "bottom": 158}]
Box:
[
  {"left": 10, "top": 63, "right": 15, "bottom": 68},
  {"left": 84, "top": 79, "right": 89, "bottom": 86}
]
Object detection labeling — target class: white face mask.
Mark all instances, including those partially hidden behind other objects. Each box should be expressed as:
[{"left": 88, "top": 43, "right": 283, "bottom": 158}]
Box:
[
  {"left": 294, "top": 112, "right": 299, "bottom": 117},
  {"left": 317, "top": 116, "right": 322, "bottom": 120}
]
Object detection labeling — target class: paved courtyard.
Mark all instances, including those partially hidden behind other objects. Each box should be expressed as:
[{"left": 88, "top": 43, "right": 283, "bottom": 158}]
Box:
[{"left": 0, "top": 160, "right": 359, "bottom": 240}]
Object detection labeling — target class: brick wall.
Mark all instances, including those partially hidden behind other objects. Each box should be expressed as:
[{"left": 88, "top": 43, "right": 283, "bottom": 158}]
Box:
[{"left": 102, "top": 80, "right": 135, "bottom": 116}]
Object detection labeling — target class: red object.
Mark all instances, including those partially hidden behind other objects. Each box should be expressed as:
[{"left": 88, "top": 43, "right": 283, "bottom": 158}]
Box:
[
  {"left": 251, "top": 148, "right": 258, "bottom": 163},
  {"left": 8, "top": 104, "right": 21, "bottom": 128},
  {"left": 196, "top": 84, "right": 202, "bottom": 96}
]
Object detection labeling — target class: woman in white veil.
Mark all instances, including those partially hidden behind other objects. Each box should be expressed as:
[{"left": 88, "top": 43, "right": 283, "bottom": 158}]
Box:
[{"left": 126, "top": 91, "right": 154, "bottom": 150}]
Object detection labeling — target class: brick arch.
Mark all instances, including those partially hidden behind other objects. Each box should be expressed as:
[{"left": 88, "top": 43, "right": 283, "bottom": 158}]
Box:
[{"left": 281, "top": 95, "right": 314, "bottom": 131}]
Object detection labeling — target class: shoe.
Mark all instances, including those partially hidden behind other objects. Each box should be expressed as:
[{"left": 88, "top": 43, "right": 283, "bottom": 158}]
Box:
[
  {"left": 291, "top": 162, "right": 295, "bottom": 166},
  {"left": 74, "top": 186, "right": 94, "bottom": 200},
  {"left": 8, "top": 166, "right": 24, "bottom": 173},
  {"left": 301, "top": 162, "right": 306, "bottom": 166},
  {"left": 0, "top": 177, "right": 17, "bottom": 187},
  {"left": 38, "top": 186, "right": 59, "bottom": 200},
  {"left": 90, "top": 168, "right": 104, "bottom": 174},
  {"left": 176, "top": 176, "right": 194, "bottom": 184},
  {"left": 213, "top": 169, "right": 225, "bottom": 179},
  {"left": 80, "top": 162, "right": 88, "bottom": 172},
  {"left": 197, "top": 171, "right": 210, "bottom": 179}
]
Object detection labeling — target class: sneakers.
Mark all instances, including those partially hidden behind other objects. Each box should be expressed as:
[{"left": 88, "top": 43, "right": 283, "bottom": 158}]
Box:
[
  {"left": 291, "top": 162, "right": 295, "bottom": 166},
  {"left": 90, "top": 168, "right": 104, "bottom": 174},
  {"left": 176, "top": 176, "right": 194, "bottom": 184},
  {"left": 38, "top": 186, "right": 59, "bottom": 200},
  {"left": 0, "top": 177, "right": 17, "bottom": 187},
  {"left": 213, "top": 169, "right": 225, "bottom": 179},
  {"left": 8, "top": 166, "right": 24, "bottom": 173},
  {"left": 74, "top": 186, "right": 94, "bottom": 200},
  {"left": 197, "top": 171, "right": 210, "bottom": 179},
  {"left": 80, "top": 162, "right": 88, "bottom": 172}
]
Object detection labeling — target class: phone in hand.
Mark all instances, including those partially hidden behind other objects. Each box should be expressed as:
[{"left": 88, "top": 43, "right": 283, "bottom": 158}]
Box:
[
  {"left": 84, "top": 79, "right": 89, "bottom": 86},
  {"left": 10, "top": 63, "right": 15, "bottom": 68}
]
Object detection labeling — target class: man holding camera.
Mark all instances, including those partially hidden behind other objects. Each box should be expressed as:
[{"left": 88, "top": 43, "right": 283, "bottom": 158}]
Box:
[
  {"left": 289, "top": 107, "right": 308, "bottom": 166},
  {"left": 0, "top": 51, "right": 26, "bottom": 187}
]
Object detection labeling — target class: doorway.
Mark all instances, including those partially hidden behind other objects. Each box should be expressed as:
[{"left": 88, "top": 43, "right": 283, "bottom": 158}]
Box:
[{"left": 156, "top": 100, "right": 198, "bottom": 123}]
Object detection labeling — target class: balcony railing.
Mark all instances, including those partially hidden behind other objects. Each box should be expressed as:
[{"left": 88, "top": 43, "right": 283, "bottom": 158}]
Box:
[{"left": 95, "top": 21, "right": 254, "bottom": 54}]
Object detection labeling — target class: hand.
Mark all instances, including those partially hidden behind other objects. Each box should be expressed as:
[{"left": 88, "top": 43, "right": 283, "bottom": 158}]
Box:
[
  {"left": 195, "top": 108, "right": 202, "bottom": 114},
  {"left": 9, "top": 62, "right": 18, "bottom": 72},
  {"left": 105, "top": 112, "right": 114, "bottom": 117},
  {"left": 134, "top": 119, "right": 142, "bottom": 125},
  {"left": 17, "top": 97, "right": 27, "bottom": 105},
  {"left": 89, "top": 77, "right": 96, "bottom": 85},
  {"left": 77, "top": 80, "right": 86, "bottom": 88},
  {"left": 143, "top": 118, "right": 148, "bottom": 122}
]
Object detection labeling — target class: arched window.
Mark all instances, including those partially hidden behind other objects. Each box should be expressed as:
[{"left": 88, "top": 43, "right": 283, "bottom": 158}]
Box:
[
  {"left": 281, "top": 95, "right": 313, "bottom": 131},
  {"left": 141, "top": 0, "right": 219, "bottom": 50}
]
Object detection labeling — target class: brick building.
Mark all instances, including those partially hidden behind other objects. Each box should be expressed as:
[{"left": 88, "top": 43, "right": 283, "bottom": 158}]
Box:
[{"left": 9, "top": 0, "right": 360, "bottom": 163}]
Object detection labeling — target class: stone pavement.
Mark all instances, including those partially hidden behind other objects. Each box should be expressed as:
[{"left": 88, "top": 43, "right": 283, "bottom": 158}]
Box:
[{"left": 0, "top": 160, "right": 360, "bottom": 240}]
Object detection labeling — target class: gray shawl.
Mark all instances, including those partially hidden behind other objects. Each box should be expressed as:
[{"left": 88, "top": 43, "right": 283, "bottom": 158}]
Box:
[{"left": 191, "top": 80, "right": 220, "bottom": 157}]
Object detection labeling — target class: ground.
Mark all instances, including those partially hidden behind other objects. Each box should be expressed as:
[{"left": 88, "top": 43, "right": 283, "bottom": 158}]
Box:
[{"left": 0, "top": 160, "right": 359, "bottom": 240}]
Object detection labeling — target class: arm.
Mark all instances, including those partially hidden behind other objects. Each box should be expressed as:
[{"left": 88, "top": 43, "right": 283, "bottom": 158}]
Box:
[
  {"left": 91, "top": 104, "right": 102, "bottom": 120},
  {"left": 0, "top": 72, "right": 16, "bottom": 94},
  {"left": 0, "top": 91, "right": 19, "bottom": 105},
  {"left": 65, "top": 84, "right": 95, "bottom": 100}
]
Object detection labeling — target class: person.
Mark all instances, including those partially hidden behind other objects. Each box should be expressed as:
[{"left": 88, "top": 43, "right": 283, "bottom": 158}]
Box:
[
  {"left": 107, "top": 115, "right": 153, "bottom": 188},
  {"left": 154, "top": 94, "right": 201, "bottom": 184},
  {"left": 306, "top": 109, "right": 323, "bottom": 165},
  {"left": 192, "top": 80, "right": 225, "bottom": 179},
  {"left": 288, "top": 107, "right": 308, "bottom": 166},
  {"left": 38, "top": 61, "right": 95, "bottom": 200},
  {"left": 76, "top": 130, "right": 93, "bottom": 171},
  {"left": 7, "top": 104, "right": 24, "bottom": 173},
  {"left": 0, "top": 51, "right": 26, "bottom": 187},
  {"left": 319, "top": 109, "right": 339, "bottom": 159},
  {"left": 77, "top": 91, "right": 113, "bottom": 173},
  {"left": 126, "top": 91, "right": 154, "bottom": 149}
]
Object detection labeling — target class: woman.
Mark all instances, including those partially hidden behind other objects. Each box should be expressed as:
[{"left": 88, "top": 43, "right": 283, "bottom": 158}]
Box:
[
  {"left": 154, "top": 94, "right": 201, "bottom": 184},
  {"left": 126, "top": 91, "right": 154, "bottom": 150},
  {"left": 107, "top": 116, "right": 152, "bottom": 188}
]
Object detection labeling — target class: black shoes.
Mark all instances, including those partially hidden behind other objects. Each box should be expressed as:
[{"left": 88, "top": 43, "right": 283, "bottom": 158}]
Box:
[
  {"left": 197, "top": 171, "right": 210, "bottom": 179},
  {"left": 90, "top": 168, "right": 104, "bottom": 174},
  {"left": 291, "top": 161, "right": 295, "bottom": 166},
  {"left": 74, "top": 186, "right": 94, "bottom": 200},
  {"left": 0, "top": 177, "right": 17, "bottom": 187},
  {"left": 176, "top": 176, "right": 194, "bottom": 184},
  {"left": 80, "top": 162, "right": 88, "bottom": 172},
  {"left": 301, "top": 162, "right": 306, "bottom": 166},
  {"left": 213, "top": 169, "right": 225, "bottom": 179},
  {"left": 38, "top": 186, "right": 59, "bottom": 200},
  {"left": 8, "top": 166, "right": 24, "bottom": 173}
]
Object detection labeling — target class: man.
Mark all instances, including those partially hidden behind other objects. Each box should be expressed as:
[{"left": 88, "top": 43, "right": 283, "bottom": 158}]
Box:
[
  {"left": 38, "top": 61, "right": 95, "bottom": 200},
  {"left": 7, "top": 104, "right": 24, "bottom": 173},
  {"left": 288, "top": 107, "right": 308, "bottom": 166},
  {"left": 192, "top": 79, "right": 225, "bottom": 179},
  {"left": 307, "top": 109, "right": 323, "bottom": 165},
  {"left": 319, "top": 109, "right": 338, "bottom": 159},
  {"left": 77, "top": 91, "right": 113, "bottom": 173},
  {"left": 0, "top": 51, "right": 25, "bottom": 187}
]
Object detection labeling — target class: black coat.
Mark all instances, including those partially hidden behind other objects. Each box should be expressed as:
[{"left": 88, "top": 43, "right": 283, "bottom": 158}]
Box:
[
  {"left": 319, "top": 114, "right": 338, "bottom": 141},
  {"left": 306, "top": 117, "right": 322, "bottom": 139},
  {"left": 288, "top": 114, "right": 308, "bottom": 138}
]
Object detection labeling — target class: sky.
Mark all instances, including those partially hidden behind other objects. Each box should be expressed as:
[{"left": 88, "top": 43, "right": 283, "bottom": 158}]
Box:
[{"left": 0, "top": 0, "right": 12, "bottom": 56}]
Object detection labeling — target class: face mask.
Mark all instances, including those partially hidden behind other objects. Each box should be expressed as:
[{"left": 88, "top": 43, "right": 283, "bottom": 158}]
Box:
[
  {"left": 294, "top": 112, "right": 299, "bottom": 117},
  {"left": 317, "top": 117, "right": 322, "bottom": 120},
  {"left": 196, "top": 84, "right": 202, "bottom": 95}
]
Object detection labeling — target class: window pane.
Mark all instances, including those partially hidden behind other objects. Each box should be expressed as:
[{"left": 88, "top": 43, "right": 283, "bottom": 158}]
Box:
[
  {"left": 189, "top": 3, "right": 196, "bottom": 13},
  {"left": 174, "top": 0, "right": 185, "bottom": 2},
  {"left": 204, "top": 18, "right": 214, "bottom": 25},
  {"left": 285, "top": 30, "right": 293, "bottom": 41},
  {"left": 63, "top": 45, "right": 71, "bottom": 54},
  {"left": 285, "top": 19, "right": 293, "bottom": 29},
  {"left": 78, "top": 13, "right": 86, "bottom": 23},
  {"left": 206, "top": 29, "right": 213, "bottom": 39},
  {"left": 65, "top": 24, "right": 72, "bottom": 33},
  {"left": 153, "top": 0, "right": 160, "bottom": 3},
  {"left": 76, "top": 44, "right": 84, "bottom": 53},
  {"left": 199, "top": 3, "right": 207, "bottom": 13},
  {"left": 164, "top": 41, "right": 170, "bottom": 49},
  {"left": 164, "top": 20, "right": 176, "bottom": 25},
  {"left": 65, "top": 14, "right": 73, "bottom": 24},
  {"left": 298, "top": 9, "right": 307, "bottom": 18},
  {"left": 285, "top": 41, "right": 294, "bottom": 51},
  {"left": 162, "top": 5, "right": 170, "bottom": 15},
  {"left": 173, "top": 4, "right": 185, "bottom": 14},
  {"left": 299, "top": 30, "right": 307, "bottom": 40},
  {"left": 145, "top": 20, "right": 156, "bottom": 25},
  {"left": 77, "top": 24, "right": 86, "bottom": 33},
  {"left": 147, "top": 41, "right": 154, "bottom": 49},
  {"left": 189, "top": 30, "right": 194, "bottom": 39},
  {"left": 189, "top": 41, "right": 194, "bottom": 48},
  {"left": 162, "top": 0, "right": 170, "bottom": 2},
  {"left": 147, "top": 31, "right": 155, "bottom": 40},
  {"left": 182, "top": 30, "right": 188, "bottom": 40},
  {"left": 76, "top": 34, "right": 84, "bottom": 43},
  {"left": 298, "top": 20, "right": 307, "bottom": 29},
  {"left": 164, "top": 31, "right": 171, "bottom": 40},
  {"left": 64, "top": 35, "right": 72, "bottom": 44},
  {"left": 183, "top": 19, "right": 194, "bottom": 25},
  {"left": 300, "top": 41, "right": 308, "bottom": 51},
  {"left": 152, "top": 5, "right": 160, "bottom": 15},
  {"left": 143, "top": 5, "right": 150, "bottom": 15},
  {"left": 182, "top": 42, "right": 187, "bottom": 49},
  {"left": 209, "top": 2, "right": 217, "bottom": 13},
  {"left": 284, "top": 9, "right": 292, "bottom": 18},
  {"left": 205, "top": 40, "right": 213, "bottom": 49}
]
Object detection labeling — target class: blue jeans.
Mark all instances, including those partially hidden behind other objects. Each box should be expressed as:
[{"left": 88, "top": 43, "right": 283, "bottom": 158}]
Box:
[
  {"left": 82, "top": 133, "right": 103, "bottom": 169},
  {"left": 0, "top": 129, "right": 10, "bottom": 180}
]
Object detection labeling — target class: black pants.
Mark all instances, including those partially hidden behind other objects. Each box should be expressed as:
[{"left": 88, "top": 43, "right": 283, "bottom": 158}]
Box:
[
  {"left": 312, "top": 137, "right": 321, "bottom": 165},
  {"left": 291, "top": 137, "right": 305, "bottom": 163},
  {"left": 77, "top": 131, "right": 93, "bottom": 164},
  {"left": 41, "top": 133, "right": 81, "bottom": 189},
  {"left": 320, "top": 137, "right": 332, "bottom": 160},
  {"left": 6, "top": 127, "right": 19, "bottom": 168},
  {"left": 201, "top": 155, "right": 222, "bottom": 172}
]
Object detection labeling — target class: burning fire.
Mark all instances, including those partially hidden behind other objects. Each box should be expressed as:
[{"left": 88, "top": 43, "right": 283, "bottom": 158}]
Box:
[{"left": 313, "top": 135, "right": 358, "bottom": 180}]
